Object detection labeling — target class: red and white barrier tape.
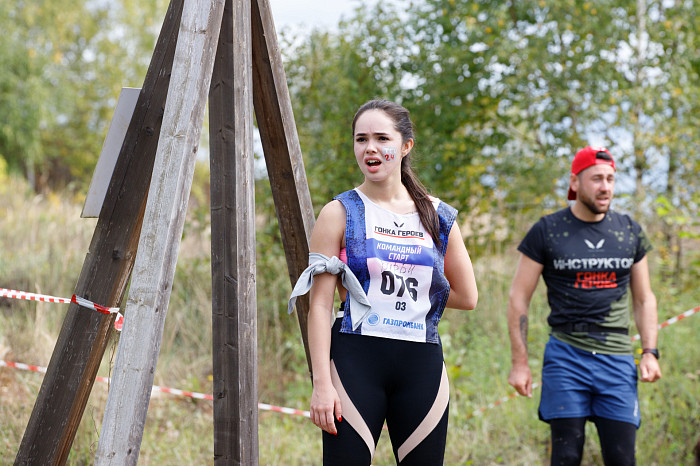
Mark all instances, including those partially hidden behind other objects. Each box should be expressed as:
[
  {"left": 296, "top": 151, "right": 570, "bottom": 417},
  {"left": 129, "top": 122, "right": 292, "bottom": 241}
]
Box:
[
  {"left": 0, "top": 288, "right": 312, "bottom": 417},
  {"left": 1, "top": 295, "right": 696, "bottom": 421},
  {"left": 631, "top": 305, "right": 700, "bottom": 341},
  {"left": 0, "top": 360, "right": 310, "bottom": 418},
  {"left": 0, "top": 288, "right": 71, "bottom": 305},
  {"left": 1, "top": 287, "right": 123, "bottom": 330},
  {"left": 465, "top": 382, "right": 540, "bottom": 419},
  {"left": 1, "top": 288, "right": 119, "bottom": 314},
  {"left": 258, "top": 402, "right": 310, "bottom": 418}
]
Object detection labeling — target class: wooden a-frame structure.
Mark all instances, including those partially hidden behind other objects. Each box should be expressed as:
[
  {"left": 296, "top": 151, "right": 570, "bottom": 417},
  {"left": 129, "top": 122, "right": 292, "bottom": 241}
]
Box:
[{"left": 15, "top": 0, "right": 314, "bottom": 464}]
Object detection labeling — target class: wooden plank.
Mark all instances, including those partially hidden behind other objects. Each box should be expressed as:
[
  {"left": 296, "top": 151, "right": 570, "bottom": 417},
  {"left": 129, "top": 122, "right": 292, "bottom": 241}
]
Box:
[
  {"left": 82, "top": 87, "right": 141, "bottom": 218},
  {"left": 251, "top": 0, "right": 315, "bottom": 373},
  {"left": 208, "top": 0, "right": 258, "bottom": 463},
  {"left": 93, "top": 0, "right": 226, "bottom": 464},
  {"left": 14, "top": 1, "right": 185, "bottom": 464}
]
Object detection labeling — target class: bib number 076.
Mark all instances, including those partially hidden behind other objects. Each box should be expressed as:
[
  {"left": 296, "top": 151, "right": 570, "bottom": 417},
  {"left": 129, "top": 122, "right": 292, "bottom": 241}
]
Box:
[{"left": 380, "top": 271, "right": 418, "bottom": 302}]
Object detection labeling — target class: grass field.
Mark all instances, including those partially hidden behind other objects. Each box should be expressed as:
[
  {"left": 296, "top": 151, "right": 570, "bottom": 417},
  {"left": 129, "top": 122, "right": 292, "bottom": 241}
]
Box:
[{"left": 1, "top": 175, "right": 698, "bottom": 465}]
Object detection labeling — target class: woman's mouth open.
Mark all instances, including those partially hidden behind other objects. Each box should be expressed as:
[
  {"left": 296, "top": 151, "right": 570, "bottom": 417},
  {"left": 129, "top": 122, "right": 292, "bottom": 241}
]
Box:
[{"left": 366, "top": 158, "right": 382, "bottom": 172}]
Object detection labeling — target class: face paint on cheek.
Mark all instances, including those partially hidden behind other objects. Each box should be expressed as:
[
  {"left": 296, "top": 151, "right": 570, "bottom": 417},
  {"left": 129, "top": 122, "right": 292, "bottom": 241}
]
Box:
[{"left": 382, "top": 147, "right": 397, "bottom": 162}]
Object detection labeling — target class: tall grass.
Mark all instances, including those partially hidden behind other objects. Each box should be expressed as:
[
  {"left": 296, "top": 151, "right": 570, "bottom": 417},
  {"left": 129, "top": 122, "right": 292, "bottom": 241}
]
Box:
[{"left": 1, "top": 173, "right": 698, "bottom": 465}]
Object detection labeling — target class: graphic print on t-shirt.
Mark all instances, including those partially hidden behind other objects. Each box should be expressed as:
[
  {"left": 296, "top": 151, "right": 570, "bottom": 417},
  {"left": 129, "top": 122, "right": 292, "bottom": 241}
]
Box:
[
  {"left": 517, "top": 207, "right": 653, "bottom": 353},
  {"left": 552, "top": 244, "right": 635, "bottom": 290},
  {"left": 356, "top": 190, "right": 435, "bottom": 342}
]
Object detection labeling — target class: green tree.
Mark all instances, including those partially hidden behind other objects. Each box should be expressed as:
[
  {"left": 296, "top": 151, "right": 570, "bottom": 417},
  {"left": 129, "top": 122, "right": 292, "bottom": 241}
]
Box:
[
  {"left": 284, "top": 1, "right": 644, "bottom": 249},
  {"left": 0, "top": 0, "right": 168, "bottom": 192},
  {"left": 281, "top": 3, "right": 409, "bottom": 211},
  {"left": 282, "top": 0, "right": 698, "bottom": 260},
  {"left": 0, "top": 1, "right": 47, "bottom": 183},
  {"left": 642, "top": 0, "right": 700, "bottom": 287}
]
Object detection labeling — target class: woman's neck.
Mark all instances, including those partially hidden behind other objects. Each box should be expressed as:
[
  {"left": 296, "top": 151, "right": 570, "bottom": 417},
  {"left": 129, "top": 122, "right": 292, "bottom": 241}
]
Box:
[{"left": 357, "top": 182, "right": 415, "bottom": 214}]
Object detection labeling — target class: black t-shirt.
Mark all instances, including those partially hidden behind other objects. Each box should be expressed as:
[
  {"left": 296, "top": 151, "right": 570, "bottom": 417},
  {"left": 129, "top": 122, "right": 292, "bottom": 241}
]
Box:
[{"left": 518, "top": 207, "right": 652, "bottom": 353}]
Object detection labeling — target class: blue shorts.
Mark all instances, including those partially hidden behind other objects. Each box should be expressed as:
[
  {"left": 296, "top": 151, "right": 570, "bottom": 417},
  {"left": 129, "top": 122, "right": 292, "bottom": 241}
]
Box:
[{"left": 539, "top": 336, "right": 640, "bottom": 428}]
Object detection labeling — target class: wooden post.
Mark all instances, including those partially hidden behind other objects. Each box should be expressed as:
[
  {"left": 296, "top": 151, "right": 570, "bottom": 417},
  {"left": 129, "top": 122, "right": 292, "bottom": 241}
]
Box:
[
  {"left": 93, "top": 0, "right": 225, "bottom": 463},
  {"left": 251, "top": 0, "right": 316, "bottom": 373},
  {"left": 209, "top": 0, "right": 258, "bottom": 463},
  {"left": 17, "top": 0, "right": 315, "bottom": 462},
  {"left": 14, "top": 1, "right": 184, "bottom": 464}
]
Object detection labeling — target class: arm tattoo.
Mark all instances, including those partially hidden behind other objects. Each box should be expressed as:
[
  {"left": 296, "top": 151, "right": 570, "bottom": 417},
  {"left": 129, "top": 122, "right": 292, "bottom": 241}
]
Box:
[{"left": 519, "top": 315, "right": 528, "bottom": 351}]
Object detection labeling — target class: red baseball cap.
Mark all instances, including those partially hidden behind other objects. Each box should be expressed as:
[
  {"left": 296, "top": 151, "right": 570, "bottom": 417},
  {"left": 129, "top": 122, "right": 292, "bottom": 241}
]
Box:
[{"left": 567, "top": 146, "right": 615, "bottom": 200}]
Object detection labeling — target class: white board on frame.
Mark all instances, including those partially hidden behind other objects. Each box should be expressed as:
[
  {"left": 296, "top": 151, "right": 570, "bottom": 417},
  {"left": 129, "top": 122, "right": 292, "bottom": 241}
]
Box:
[{"left": 81, "top": 87, "right": 141, "bottom": 218}]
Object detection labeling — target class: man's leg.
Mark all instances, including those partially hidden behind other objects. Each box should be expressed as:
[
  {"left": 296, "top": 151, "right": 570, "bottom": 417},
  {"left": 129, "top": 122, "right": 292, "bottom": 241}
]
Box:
[
  {"left": 589, "top": 351, "right": 639, "bottom": 465},
  {"left": 592, "top": 417, "right": 636, "bottom": 466},
  {"left": 550, "top": 417, "right": 587, "bottom": 466}
]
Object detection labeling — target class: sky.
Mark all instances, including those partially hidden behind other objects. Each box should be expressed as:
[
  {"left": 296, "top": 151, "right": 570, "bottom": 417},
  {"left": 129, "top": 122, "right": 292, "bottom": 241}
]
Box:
[{"left": 268, "top": 0, "right": 374, "bottom": 33}]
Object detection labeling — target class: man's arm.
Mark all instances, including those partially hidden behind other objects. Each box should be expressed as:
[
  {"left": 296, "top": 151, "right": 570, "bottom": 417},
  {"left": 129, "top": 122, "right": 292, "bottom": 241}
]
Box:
[
  {"left": 630, "top": 256, "right": 662, "bottom": 383},
  {"left": 507, "top": 253, "right": 543, "bottom": 397}
]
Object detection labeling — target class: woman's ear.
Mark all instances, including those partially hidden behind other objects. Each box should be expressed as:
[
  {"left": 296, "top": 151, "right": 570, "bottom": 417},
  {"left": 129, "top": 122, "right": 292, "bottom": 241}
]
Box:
[{"left": 402, "top": 139, "right": 414, "bottom": 156}]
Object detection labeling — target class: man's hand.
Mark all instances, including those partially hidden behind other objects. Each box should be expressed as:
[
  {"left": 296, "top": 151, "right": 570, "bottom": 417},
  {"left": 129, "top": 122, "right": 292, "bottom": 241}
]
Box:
[
  {"left": 508, "top": 362, "right": 533, "bottom": 397},
  {"left": 639, "top": 353, "right": 662, "bottom": 383}
]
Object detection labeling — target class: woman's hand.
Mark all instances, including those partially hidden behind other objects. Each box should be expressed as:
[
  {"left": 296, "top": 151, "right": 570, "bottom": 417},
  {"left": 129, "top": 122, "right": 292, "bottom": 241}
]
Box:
[{"left": 310, "top": 381, "right": 343, "bottom": 434}]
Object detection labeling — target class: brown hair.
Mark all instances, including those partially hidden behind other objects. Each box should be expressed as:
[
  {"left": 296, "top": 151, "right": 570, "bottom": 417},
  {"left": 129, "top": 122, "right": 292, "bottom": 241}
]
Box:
[{"left": 351, "top": 99, "right": 441, "bottom": 247}]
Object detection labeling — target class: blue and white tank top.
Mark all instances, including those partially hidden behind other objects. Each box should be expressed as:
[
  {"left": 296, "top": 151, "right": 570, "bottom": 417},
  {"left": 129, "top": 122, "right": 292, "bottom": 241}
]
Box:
[{"left": 335, "top": 188, "right": 457, "bottom": 344}]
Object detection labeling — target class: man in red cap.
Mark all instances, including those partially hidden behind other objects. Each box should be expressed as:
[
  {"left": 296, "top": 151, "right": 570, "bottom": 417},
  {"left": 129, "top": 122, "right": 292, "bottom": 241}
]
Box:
[{"left": 506, "top": 146, "right": 661, "bottom": 465}]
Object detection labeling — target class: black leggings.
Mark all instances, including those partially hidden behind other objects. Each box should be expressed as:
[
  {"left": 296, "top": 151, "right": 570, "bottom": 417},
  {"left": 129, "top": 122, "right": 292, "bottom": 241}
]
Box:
[
  {"left": 550, "top": 417, "right": 636, "bottom": 466},
  {"left": 323, "top": 319, "right": 449, "bottom": 465}
]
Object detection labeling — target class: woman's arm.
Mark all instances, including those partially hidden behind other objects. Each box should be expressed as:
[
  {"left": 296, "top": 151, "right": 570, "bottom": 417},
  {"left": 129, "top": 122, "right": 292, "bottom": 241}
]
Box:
[
  {"left": 444, "top": 222, "right": 478, "bottom": 310},
  {"left": 307, "top": 200, "right": 346, "bottom": 434}
]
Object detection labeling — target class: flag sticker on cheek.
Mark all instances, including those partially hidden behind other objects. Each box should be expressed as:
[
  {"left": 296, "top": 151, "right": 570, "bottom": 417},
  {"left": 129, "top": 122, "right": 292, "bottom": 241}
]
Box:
[{"left": 382, "top": 147, "right": 397, "bottom": 162}]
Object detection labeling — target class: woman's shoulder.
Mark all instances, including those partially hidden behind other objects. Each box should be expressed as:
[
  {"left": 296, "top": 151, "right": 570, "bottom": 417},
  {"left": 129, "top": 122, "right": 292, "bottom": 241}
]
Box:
[
  {"left": 333, "top": 188, "right": 359, "bottom": 203},
  {"left": 428, "top": 194, "right": 453, "bottom": 208},
  {"left": 430, "top": 195, "right": 457, "bottom": 218},
  {"left": 317, "top": 199, "right": 346, "bottom": 225},
  {"left": 310, "top": 200, "right": 346, "bottom": 251}
]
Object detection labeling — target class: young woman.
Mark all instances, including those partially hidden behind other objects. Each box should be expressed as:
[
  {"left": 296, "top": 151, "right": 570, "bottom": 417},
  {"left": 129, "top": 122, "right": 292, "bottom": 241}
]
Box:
[{"left": 289, "top": 99, "right": 478, "bottom": 465}]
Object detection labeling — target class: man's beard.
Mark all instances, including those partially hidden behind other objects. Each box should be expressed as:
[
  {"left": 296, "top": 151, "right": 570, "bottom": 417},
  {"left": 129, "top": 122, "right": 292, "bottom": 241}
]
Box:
[{"left": 579, "top": 192, "right": 611, "bottom": 215}]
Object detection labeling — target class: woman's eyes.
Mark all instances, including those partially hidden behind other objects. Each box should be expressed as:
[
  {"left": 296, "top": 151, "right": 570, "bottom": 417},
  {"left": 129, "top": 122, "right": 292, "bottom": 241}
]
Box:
[{"left": 355, "top": 135, "right": 391, "bottom": 143}]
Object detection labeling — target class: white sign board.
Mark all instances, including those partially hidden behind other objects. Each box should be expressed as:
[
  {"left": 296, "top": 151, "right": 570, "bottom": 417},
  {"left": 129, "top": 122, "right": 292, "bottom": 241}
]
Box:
[{"left": 82, "top": 87, "right": 141, "bottom": 218}]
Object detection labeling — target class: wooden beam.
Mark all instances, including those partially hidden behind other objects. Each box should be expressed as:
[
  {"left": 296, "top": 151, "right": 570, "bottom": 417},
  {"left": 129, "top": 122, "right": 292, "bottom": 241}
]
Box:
[
  {"left": 93, "top": 0, "right": 226, "bottom": 464},
  {"left": 251, "top": 0, "right": 315, "bottom": 373},
  {"left": 209, "top": 0, "right": 258, "bottom": 463},
  {"left": 14, "top": 1, "right": 185, "bottom": 464}
]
